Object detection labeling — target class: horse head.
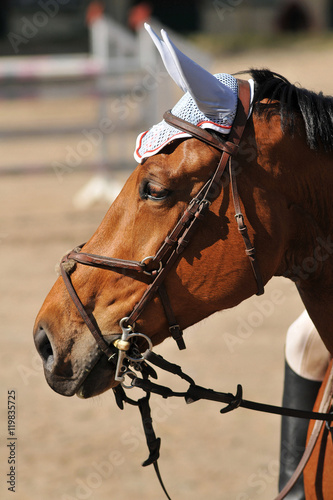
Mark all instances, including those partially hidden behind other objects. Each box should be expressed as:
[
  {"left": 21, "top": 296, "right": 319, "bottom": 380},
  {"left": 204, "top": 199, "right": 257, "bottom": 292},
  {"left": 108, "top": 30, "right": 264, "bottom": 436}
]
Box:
[{"left": 33, "top": 25, "right": 333, "bottom": 400}]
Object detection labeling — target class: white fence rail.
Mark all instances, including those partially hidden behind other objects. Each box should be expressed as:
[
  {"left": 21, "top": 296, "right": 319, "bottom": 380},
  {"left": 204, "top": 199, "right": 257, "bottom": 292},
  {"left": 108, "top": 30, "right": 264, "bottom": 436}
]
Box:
[{"left": 0, "top": 17, "right": 210, "bottom": 206}]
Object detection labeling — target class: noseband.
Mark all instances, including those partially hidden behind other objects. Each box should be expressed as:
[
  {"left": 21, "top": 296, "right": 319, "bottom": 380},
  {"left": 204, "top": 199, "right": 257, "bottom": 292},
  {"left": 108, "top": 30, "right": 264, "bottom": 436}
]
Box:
[{"left": 60, "top": 79, "right": 263, "bottom": 381}]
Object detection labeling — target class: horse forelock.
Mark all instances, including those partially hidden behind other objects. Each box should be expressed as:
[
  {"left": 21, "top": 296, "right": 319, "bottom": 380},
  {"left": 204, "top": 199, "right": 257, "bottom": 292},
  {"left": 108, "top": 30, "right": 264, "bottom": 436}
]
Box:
[{"left": 250, "top": 68, "right": 333, "bottom": 152}]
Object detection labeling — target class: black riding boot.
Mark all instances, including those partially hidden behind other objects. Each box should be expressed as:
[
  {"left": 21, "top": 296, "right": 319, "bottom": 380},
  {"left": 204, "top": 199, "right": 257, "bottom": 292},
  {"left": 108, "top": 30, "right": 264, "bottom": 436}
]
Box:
[{"left": 279, "top": 360, "right": 321, "bottom": 499}]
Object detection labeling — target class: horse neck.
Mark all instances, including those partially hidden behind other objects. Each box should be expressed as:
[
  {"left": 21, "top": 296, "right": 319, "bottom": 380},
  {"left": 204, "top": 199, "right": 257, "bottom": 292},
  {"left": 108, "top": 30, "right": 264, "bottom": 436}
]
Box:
[{"left": 280, "top": 140, "right": 333, "bottom": 353}]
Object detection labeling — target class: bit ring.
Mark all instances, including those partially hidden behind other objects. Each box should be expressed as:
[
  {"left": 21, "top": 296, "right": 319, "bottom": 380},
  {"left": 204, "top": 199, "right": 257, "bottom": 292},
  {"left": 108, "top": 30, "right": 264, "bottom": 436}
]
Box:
[
  {"left": 141, "top": 256, "right": 163, "bottom": 276},
  {"left": 125, "top": 332, "right": 153, "bottom": 361}
]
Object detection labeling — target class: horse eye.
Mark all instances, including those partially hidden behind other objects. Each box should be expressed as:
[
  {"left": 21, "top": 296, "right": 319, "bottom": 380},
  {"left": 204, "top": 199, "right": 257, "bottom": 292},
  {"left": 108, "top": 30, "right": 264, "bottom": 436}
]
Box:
[{"left": 144, "top": 182, "right": 169, "bottom": 201}]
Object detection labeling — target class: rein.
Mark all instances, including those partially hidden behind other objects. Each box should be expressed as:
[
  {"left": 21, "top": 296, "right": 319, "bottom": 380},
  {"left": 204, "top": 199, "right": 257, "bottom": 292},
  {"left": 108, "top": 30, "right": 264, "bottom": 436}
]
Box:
[{"left": 59, "top": 80, "right": 333, "bottom": 499}]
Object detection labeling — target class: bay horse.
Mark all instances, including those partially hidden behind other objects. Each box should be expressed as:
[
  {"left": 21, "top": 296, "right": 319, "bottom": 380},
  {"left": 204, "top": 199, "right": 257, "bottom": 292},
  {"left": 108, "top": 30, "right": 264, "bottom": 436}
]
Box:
[{"left": 34, "top": 25, "right": 333, "bottom": 499}]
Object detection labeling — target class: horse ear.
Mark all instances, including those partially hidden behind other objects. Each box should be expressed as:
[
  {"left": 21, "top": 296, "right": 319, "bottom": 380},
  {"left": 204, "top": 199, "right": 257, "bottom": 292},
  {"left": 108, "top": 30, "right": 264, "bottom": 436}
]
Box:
[
  {"left": 144, "top": 23, "right": 236, "bottom": 121},
  {"left": 144, "top": 23, "right": 188, "bottom": 93}
]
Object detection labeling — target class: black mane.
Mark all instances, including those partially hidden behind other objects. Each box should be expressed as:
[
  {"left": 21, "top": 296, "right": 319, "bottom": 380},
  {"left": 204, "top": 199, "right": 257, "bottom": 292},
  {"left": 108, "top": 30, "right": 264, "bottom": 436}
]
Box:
[{"left": 250, "top": 69, "right": 333, "bottom": 152}]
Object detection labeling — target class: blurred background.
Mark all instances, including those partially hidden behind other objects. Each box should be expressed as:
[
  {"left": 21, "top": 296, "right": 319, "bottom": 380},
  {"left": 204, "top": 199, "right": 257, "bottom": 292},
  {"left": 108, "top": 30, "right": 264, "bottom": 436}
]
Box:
[
  {"left": 0, "top": 1, "right": 332, "bottom": 499},
  {"left": 0, "top": 0, "right": 333, "bottom": 180}
]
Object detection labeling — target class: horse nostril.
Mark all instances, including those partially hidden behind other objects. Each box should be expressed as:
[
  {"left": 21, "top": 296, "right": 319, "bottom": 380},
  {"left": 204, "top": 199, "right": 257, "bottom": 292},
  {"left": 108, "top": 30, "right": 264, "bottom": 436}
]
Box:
[{"left": 34, "top": 327, "right": 54, "bottom": 371}]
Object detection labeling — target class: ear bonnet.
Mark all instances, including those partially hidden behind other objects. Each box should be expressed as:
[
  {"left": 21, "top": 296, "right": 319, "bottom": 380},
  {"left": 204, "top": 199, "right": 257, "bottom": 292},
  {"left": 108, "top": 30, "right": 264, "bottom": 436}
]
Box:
[{"left": 134, "top": 24, "right": 248, "bottom": 163}]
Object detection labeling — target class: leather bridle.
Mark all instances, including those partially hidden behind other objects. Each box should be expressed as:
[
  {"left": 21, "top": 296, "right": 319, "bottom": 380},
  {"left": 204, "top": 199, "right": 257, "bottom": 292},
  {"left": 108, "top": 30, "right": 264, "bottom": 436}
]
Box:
[{"left": 60, "top": 79, "right": 264, "bottom": 380}]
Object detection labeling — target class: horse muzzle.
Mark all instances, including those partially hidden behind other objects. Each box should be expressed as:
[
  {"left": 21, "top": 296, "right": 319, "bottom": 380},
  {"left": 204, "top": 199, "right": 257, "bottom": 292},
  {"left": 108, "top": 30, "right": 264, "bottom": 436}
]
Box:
[{"left": 34, "top": 324, "right": 120, "bottom": 397}]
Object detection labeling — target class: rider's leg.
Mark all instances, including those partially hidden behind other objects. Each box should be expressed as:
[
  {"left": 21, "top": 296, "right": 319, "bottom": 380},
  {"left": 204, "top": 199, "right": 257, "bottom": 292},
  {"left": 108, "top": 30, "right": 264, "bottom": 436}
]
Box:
[{"left": 279, "top": 310, "right": 330, "bottom": 499}]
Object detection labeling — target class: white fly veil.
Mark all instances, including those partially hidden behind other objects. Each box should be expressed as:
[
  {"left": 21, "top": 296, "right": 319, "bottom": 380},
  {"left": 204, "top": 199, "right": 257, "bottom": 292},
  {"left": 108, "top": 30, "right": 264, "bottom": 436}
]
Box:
[{"left": 134, "top": 24, "right": 241, "bottom": 163}]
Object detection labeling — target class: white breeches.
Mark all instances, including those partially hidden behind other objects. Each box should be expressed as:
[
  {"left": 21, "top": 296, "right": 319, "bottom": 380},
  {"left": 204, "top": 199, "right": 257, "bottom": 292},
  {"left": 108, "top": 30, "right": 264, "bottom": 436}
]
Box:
[{"left": 285, "top": 310, "right": 331, "bottom": 381}]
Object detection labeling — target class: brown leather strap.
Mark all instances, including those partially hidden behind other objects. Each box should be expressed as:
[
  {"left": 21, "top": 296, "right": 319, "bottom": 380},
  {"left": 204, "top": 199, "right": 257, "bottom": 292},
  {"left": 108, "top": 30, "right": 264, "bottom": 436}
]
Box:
[
  {"left": 159, "top": 284, "right": 186, "bottom": 350},
  {"left": 66, "top": 250, "right": 146, "bottom": 275},
  {"left": 163, "top": 110, "right": 238, "bottom": 155},
  {"left": 229, "top": 161, "right": 265, "bottom": 295},
  {"left": 228, "top": 79, "right": 251, "bottom": 146},
  {"left": 274, "top": 360, "right": 333, "bottom": 500},
  {"left": 60, "top": 259, "right": 117, "bottom": 359},
  {"left": 228, "top": 80, "right": 264, "bottom": 295}
]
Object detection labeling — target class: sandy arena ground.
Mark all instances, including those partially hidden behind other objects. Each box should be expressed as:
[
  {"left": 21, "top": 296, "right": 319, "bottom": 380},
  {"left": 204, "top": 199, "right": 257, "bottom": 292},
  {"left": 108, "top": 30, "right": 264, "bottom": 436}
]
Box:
[{"left": 1, "top": 41, "right": 333, "bottom": 500}]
